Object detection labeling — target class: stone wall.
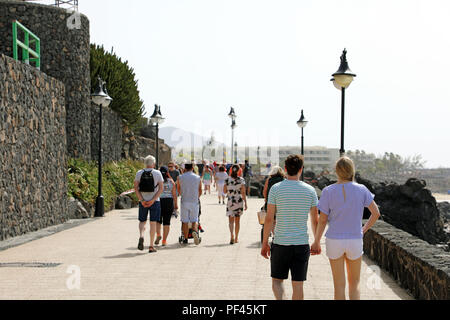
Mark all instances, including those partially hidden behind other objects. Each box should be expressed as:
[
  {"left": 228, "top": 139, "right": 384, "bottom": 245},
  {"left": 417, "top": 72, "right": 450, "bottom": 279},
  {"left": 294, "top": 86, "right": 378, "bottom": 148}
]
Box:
[
  {"left": 364, "top": 220, "right": 450, "bottom": 300},
  {"left": 0, "top": 0, "right": 91, "bottom": 159},
  {"left": 0, "top": 54, "right": 67, "bottom": 241},
  {"left": 135, "top": 136, "right": 172, "bottom": 165},
  {"left": 91, "top": 104, "right": 123, "bottom": 163}
]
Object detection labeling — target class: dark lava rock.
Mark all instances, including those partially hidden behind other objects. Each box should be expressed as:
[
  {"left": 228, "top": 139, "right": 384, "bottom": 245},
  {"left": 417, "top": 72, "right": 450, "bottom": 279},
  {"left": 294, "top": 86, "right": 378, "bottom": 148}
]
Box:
[
  {"left": 116, "top": 195, "right": 133, "bottom": 210},
  {"left": 437, "top": 202, "right": 450, "bottom": 222}
]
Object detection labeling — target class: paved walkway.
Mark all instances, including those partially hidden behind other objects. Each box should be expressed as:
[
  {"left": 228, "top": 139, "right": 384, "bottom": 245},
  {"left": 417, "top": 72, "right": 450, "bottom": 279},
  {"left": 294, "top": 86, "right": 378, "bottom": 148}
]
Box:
[{"left": 0, "top": 193, "right": 412, "bottom": 300}]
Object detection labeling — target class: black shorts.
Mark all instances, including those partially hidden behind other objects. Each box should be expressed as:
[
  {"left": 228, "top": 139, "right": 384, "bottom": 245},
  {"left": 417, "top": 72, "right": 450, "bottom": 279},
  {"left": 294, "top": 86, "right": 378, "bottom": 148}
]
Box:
[
  {"left": 271, "top": 244, "right": 310, "bottom": 282},
  {"left": 159, "top": 198, "right": 174, "bottom": 226}
]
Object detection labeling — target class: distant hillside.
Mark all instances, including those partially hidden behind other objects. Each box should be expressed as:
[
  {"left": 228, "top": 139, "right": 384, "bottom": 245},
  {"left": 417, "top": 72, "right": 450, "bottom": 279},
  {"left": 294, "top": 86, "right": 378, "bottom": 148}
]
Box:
[{"left": 159, "top": 126, "right": 224, "bottom": 149}]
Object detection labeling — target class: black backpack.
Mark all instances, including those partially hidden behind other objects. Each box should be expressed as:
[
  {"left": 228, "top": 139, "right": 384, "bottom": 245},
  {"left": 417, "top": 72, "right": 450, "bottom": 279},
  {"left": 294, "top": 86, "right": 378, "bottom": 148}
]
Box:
[{"left": 139, "top": 170, "right": 155, "bottom": 192}]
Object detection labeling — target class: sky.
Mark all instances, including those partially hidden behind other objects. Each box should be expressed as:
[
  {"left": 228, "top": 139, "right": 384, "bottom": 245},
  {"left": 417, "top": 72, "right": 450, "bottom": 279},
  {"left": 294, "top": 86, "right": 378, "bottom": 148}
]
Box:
[{"left": 74, "top": 0, "right": 449, "bottom": 168}]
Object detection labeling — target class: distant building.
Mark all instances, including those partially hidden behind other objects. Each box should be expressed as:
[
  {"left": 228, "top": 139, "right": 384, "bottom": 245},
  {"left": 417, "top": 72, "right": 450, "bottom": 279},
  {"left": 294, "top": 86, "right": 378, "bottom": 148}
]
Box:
[{"left": 277, "top": 146, "right": 340, "bottom": 172}]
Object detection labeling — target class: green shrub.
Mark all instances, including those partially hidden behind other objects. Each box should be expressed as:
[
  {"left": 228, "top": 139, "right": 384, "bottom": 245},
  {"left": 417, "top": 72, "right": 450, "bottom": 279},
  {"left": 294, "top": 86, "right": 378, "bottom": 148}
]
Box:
[
  {"left": 90, "top": 44, "right": 146, "bottom": 131},
  {"left": 68, "top": 158, "right": 143, "bottom": 210}
]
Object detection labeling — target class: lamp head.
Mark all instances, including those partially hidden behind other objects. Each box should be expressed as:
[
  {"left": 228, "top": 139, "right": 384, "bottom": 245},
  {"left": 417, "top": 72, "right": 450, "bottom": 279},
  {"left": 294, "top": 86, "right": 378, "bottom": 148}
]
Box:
[
  {"left": 91, "top": 77, "right": 107, "bottom": 106},
  {"left": 297, "top": 109, "right": 308, "bottom": 128},
  {"left": 332, "top": 48, "right": 356, "bottom": 89},
  {"left": 228, "top": 107, "right": 237, "bottom": 120},
  {"left": 150, "top": 104, "right": 165, "bottom": 125}
]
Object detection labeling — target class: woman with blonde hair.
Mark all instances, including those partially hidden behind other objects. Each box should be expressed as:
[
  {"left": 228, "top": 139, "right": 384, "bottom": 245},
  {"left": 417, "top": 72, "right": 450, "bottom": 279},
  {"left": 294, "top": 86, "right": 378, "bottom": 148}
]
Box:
[
  {"left": 311, "top": 157, "right": 381, "bottom": 300},
  {"left": 263, "top": 166, "right": 286, "bottom": 211}
]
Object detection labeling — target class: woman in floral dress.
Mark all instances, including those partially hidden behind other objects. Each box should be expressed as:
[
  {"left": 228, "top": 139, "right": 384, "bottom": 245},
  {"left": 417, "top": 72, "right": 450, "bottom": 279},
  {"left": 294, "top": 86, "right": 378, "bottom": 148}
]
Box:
[{"left": 224, "top": 164, "right": 248, "bottom": 244}]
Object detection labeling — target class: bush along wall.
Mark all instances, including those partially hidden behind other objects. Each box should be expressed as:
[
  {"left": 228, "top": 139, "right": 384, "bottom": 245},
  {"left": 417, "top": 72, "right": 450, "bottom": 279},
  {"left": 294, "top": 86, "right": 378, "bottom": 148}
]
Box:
[{"left": 67, "top": 158, "right": 143, "bottom": 218}]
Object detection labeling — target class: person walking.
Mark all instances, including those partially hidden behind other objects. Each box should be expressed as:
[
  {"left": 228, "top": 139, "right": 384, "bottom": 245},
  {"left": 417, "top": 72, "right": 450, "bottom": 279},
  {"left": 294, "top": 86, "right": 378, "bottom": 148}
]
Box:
[
  {"left": 311, "top": 157, "right": 381, "bottom": 300},
  {"left": 263, "top": 166, "right": 286, "bottom": 211},
  {"left": 243, "top": 160, "right": 253, "bottom": 196},
  {"left": 215, "top": 166, "right": 228, "bottom": 204},
  {"left": 261, "top": 155, "right": 320, "bottom": 300},
  {"left": 155, "top": 166, "right": 178, "bottom": 247},
  {"left": 168, "top": 161, "right": 180, "bottom": 183},
  {"left": 177, "top": 163, "right": 202, "bottom": 245},
  {"left": 202, "top": 165, "right": 213, "bottom": 195},
  {"left": 134, "top": 155, "right": 164, "bottom": 253},
  {"left": 224, "top": 164, "right": 248, "bottom": 244}
]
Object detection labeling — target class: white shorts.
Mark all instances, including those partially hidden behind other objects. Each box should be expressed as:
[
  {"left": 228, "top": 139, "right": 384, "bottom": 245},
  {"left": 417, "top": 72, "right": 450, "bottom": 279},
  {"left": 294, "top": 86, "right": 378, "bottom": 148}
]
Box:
[
  {"left": 325, "top": 238, "right": 364, "bottom": 260},
  {"left": 204, "top": 180, "right": 211, "bottom": 186},
  {"left": 180, "top": 202, "right": 199, "bottom": 223},
  {"left": 217, "top": 183, "right": 226, "bottom": 197}
]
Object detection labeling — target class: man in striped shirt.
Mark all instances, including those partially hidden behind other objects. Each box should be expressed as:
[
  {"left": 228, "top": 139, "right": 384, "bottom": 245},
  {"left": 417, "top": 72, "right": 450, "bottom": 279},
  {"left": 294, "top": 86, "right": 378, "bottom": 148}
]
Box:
[{"left": 261, "top": 154, "right": 319, "bottom": 300}]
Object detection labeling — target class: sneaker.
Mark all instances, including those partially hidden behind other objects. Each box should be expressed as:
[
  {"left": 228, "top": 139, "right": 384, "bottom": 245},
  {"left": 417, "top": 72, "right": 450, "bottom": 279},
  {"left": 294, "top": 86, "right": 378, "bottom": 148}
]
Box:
[
  {"left": 192, "top": 231, "right": 200, "bottom": 245},
  {"left": 155, "top": 236, "right": 162, "bottom": 245},
  {"left": 199, "top": 225, "right": 205, "bottom": 233},
  {"left": 162, "top": 241, "right": 167, "bottom": 247},
  {"left": 183, "top": 239, "right": 188, "bottom": 245},
  {"left": 138, "top": 237, "right": 144, "bottom": 251}
]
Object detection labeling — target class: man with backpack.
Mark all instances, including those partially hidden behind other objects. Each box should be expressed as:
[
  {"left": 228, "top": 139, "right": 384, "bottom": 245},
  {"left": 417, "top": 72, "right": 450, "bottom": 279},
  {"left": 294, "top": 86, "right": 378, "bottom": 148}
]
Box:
[{"left": 134, "top": 155, "right": 164, "bottom": 253}]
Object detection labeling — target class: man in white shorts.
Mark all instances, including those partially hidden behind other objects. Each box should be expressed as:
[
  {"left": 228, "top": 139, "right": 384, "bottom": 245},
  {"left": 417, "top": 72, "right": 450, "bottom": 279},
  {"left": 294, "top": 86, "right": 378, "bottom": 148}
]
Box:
[{"left": 177, "top": 163, "right": 202, "bottom": 245}]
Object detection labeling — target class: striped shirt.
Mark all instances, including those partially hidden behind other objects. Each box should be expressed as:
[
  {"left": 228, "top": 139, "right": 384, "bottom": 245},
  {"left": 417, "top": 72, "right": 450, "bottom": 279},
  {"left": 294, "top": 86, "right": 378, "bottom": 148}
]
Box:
[{"left": 268, "top": 180, "right": 318, "bottom": 246}]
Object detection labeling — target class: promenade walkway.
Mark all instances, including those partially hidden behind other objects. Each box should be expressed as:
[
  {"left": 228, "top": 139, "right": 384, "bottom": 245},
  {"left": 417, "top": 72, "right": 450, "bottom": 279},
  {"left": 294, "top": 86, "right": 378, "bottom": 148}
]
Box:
[{"left": 0, "top": 193, "right": 412, "bottom": 300}]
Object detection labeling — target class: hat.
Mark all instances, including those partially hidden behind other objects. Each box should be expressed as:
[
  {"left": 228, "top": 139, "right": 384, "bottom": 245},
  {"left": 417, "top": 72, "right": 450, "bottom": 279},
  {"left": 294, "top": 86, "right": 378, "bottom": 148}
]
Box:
[{"left": 159, "top": 166, "right": 169, "bottom": 176}]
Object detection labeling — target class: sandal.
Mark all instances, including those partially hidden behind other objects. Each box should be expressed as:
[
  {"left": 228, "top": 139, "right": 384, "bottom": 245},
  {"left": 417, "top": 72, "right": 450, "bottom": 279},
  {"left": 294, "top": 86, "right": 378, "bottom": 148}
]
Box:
[
  {"left": 149, "top": 246, "right": 157, "bottom": 253},
  {"left": 230, "top": 238, "right": 235, "bottom": 245},
  {"left": 155, "top": 236, "right": 162, "bottom": 245}
]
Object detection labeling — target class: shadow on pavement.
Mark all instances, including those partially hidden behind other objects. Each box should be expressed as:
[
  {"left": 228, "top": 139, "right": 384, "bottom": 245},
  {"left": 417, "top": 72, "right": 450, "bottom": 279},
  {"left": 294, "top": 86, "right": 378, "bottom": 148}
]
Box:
[
  {"left": 103, "top": 252, "right": 147, "bottom": 259},
  {"left": 203, "top": 243, "right": 233, "bottom": 248},
  {"left": 246, "top": 242, "right": 262, "bottom": 249}
]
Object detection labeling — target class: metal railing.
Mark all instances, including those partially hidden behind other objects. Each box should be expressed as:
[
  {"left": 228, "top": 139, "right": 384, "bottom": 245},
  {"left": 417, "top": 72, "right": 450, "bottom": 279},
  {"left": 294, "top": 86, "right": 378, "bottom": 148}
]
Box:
[
  {"left": 22, "top": 1, "right": 79, "bottom": 11},
  {"left": 12, "top": 20, "right": 41, "bottom": 70}
]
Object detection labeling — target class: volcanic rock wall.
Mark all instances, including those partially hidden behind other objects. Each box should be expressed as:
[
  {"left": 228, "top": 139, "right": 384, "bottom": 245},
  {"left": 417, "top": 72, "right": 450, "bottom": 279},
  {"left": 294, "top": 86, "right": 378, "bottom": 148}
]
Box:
[{"left": 0, "top": 54, "right": 67, "bottom": 241}]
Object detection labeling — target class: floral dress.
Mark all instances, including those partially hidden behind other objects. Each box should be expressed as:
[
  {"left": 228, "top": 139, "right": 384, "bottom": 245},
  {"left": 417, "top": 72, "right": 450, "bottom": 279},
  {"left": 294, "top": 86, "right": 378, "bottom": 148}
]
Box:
[{"left": 225, "top": 177, "right": 246, "bottom": 217}]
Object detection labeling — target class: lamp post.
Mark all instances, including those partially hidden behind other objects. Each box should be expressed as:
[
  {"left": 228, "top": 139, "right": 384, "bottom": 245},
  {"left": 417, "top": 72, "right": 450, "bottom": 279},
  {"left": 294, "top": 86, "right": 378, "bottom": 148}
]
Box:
[
  {"left": 150, "top": 104, "right": 165, "bottom": 168},
  {"left": 228, "top": 107, "right": 237, "bottom": 164},
  {"left": 91, "top": 77, "right": 112, "bottom": 218},
  {"left": 297, "top": 110, "right": 308, "bottom": 181},
  {"left": 331, "top": 48, "right": 356, "bottom": 157},
  {"left": 234, "top": 142, "right": 238, "bottom": 164}
]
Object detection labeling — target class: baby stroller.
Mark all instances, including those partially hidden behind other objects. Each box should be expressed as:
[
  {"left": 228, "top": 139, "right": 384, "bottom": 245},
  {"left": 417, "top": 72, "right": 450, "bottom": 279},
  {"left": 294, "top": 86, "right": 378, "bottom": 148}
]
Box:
[{"left": 178, "top": 200, "right": 203, "bottom": 244}]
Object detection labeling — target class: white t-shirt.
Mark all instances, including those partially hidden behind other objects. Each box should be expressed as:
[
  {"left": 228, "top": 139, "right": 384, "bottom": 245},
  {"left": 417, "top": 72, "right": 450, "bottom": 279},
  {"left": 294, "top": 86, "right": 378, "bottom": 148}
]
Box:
[
  {"left": 215, "top": 172, "right": 228, "bottom": 184},
  {"left": 135, "top": 169, "right": 164, "bottom": 202}
]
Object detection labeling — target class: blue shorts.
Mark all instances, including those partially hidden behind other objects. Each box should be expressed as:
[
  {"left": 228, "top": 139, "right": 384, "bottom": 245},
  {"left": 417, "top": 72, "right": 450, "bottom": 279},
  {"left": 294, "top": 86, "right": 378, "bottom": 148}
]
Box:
[{"left": 138, "top": 201, "right": 161, "bottom": 222}]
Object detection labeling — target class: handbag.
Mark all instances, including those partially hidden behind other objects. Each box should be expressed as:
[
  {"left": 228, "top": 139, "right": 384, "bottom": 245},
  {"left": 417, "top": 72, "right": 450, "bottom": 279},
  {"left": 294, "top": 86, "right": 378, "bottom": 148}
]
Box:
[{"left": 257, "top": 207, "right": 267, "bottom": 225}]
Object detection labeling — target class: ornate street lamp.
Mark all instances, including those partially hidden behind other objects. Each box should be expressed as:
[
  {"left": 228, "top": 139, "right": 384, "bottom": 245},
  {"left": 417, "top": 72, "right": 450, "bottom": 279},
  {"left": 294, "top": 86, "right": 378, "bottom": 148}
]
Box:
[
  {"left": 331, "top": 49, "right": 356, "bottom": 157},
  {"left": 150, "top": 104, "right": 165, "bottom": 168},
  {"left": 91, "top": 77, "right": 112, "bottom": 218},
  {"left": 229, "top": 107, "right": 237, "bottom": 164},
  {"left": 297, "top": 109, "right": 308, "bottom": 181}
]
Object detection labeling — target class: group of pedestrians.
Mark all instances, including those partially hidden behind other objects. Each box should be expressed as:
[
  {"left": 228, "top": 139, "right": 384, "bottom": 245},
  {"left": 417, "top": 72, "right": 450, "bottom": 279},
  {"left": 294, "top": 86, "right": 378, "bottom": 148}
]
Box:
[
  {"left": 134, "top": 157, "right": 251, "bottom": 251},
  {"left": 134, "top": 154, "right": 381, "bottom": 300},
  {"left": 135, "top": 156, "right": 204, "bottom": 253},
  {"left": 260, "top": 155, "right": 381, "bottom": 300}
]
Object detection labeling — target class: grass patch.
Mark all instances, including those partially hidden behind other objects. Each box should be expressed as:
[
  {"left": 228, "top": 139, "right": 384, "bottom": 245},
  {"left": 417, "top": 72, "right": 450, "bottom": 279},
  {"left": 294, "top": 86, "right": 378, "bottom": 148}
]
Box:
[{"left": 68, "top": 158, "right": 143, "bottom": 210}]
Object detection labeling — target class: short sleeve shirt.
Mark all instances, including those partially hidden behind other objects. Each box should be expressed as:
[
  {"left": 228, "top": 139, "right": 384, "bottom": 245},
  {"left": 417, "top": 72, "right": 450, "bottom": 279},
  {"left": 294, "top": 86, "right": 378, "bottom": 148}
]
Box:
[
  {"left": 268, "top": 180, "right": 318, "bottom": 246},
  {"left": 135, "top": 169, "right": 164, "bottom": 202},
  {"left": 225, "top": 177, "right": 246, "bottom": 197},
  {"left": 318, "top": 182, "right": 375, "bottom": 239},
  {"left": 160, "top": 180, "right": 174, "bottom": 199},
  {"left": 215, "top": 172, "right": 228, "bottom": 184}
]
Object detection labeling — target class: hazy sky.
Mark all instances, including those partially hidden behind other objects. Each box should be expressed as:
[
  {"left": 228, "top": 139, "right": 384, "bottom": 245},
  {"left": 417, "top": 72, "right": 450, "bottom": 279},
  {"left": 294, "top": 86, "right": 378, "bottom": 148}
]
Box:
[{"left": 75, "top": 0, "right": 448, "bottom": 168}]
